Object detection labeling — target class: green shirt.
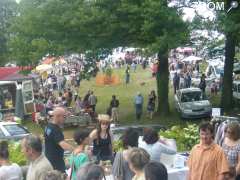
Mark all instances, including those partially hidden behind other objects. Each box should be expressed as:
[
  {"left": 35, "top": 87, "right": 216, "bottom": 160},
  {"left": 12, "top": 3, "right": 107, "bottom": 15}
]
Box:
[{"left": 68, "top": 153, "right": 89, "bottom": 180}]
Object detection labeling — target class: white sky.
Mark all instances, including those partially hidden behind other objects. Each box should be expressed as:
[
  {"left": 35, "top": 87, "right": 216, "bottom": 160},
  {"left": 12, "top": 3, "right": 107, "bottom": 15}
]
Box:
[{"left": 182, "top": 2, "right": 215, "bottom": 21}]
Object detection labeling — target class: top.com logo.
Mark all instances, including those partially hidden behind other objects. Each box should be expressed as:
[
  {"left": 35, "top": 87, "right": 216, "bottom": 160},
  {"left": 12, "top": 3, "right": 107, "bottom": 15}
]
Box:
[{"left": 206, "top": 1, "right": 239, "bottom": 13}]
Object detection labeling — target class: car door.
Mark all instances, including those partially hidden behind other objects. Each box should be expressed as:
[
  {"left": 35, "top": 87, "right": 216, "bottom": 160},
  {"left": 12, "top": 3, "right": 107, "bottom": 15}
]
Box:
[
  {"left": 22, "top": 80, "right": 36, "bottom": 114},
  {"left": 175, "top": 91, "right": 181, "bottom": 112}
]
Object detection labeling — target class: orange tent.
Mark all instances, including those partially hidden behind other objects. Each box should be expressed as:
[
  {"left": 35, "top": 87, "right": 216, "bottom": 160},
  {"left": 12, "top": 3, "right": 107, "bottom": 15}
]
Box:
[{"left": 42, "top": 57, "right": 55, "bottom": 64}]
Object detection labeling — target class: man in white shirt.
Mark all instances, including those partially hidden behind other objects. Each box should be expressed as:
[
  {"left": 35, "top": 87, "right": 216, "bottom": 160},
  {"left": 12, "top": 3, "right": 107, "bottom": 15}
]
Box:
[
  {"left": 21, "top": 135, "right": 53, "bottom": 180},
  {"left": 0, "top": 141, "right": 22, "bottom": 180}
]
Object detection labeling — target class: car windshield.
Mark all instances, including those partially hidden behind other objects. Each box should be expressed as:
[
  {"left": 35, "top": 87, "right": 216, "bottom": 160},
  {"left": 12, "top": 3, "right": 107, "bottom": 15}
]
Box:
[
  {"left": 181, "top": 91, "right": 206, "bottom": 102},
  {"left": 3, "top": 124, "right": 29, "bottom": 136}
]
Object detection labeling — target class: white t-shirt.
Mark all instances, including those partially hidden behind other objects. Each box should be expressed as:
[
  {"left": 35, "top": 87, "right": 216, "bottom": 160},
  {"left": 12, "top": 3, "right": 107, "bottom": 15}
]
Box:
[{"left": 0, "top": 163, "right": 23, "bottom": 180}]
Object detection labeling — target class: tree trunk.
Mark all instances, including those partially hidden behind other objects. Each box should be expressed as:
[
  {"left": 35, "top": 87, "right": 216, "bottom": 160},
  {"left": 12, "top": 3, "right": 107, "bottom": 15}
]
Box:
[
  {"left": 221, "top": 32, "right": 235, "bottom": 112},
  {"left": 156, "top": 51, "right": 169, "bottom": 115}
]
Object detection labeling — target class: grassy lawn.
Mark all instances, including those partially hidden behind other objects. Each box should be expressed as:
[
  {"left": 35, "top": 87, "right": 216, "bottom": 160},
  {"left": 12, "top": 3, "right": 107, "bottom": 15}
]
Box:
[
  {"left": 24, "top": 65, "right": 215, "bottom": 138},
  {"left": 78, "top": 66, "right": 197, "bottom": 127}
]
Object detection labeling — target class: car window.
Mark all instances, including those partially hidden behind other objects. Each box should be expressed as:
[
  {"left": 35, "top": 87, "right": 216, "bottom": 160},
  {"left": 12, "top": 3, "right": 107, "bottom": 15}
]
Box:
[
  {"left": 238, "top": 84, "right": 240, "bottom": 92},
  {"left": 181, "top": 91, "right": 205, "bottom": 102},
  {"left": 3, "top": 124, "right": 29, "bottom": 136},
  {"left": 0, "top": 128, "right": 5, "bottom": 138}
]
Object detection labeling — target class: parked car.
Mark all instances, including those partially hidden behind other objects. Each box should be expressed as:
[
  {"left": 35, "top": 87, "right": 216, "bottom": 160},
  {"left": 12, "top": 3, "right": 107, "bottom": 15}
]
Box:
[
  {"left": 0, "top": 121, "right": 30, "bottom": 141},
  {"left": 110, "top": 124, "right": 166, "bottom": 141},
  {"left": 174, "top": 88, "right": 212, "bottom": 118},
  {"left": 233, "top": 81, "right": 240, "bottom": 102}
]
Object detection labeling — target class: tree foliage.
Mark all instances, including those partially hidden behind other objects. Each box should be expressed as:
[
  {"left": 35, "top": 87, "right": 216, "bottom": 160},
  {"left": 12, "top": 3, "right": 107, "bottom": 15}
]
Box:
[
  {"left": 0, "top": 0, "right": 17, "bottom": 65},
  {"left": 7, "top": 0, "right": 189, "bottom": 115}
]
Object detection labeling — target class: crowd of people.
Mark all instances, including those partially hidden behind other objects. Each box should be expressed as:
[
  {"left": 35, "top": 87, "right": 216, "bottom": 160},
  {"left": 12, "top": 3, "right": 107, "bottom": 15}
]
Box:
[{"left": 1, "top": 106, "right": 240, "bottom": 180}]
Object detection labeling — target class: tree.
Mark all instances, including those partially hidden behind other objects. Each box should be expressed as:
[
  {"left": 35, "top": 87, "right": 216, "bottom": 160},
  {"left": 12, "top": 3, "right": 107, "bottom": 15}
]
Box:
[
  {"left": 92, "top": 0, "right": 189, "bottom": 115},
  {"left": 0, "top": 0, "right": 17, "bottom": 66},
  {"left": 177, "top": 0, "right": 240, "bottom": 112},
  {"left": 8, "top": 0, "right": 189, "bottom": 115},
  {"left": 219, "top": 0, "right": 240, "bottom": 112}
]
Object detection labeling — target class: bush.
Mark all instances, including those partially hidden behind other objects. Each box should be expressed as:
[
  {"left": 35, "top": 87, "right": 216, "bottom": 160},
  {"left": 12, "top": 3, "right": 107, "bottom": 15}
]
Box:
[
  {"left": 159, "top": 124, "right": 199, "bottom": 152},
  {"left": 9, "top": 142, "right": 27, "bottom": 166},
  {"left": 105, "top": 67, "right": 112, "bottom": 77},
  {"left": 113, "top": 140, "right": 124, "bottom": 152}
]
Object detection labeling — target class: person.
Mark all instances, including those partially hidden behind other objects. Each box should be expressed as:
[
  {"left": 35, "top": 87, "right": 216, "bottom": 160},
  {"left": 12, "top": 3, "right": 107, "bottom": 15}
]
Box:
[
  {"left": 83, "top": 90, "right": 91, "bottom": 108},
  {"left": 125, "top": 65, "right": 130, "bottom": 84},
  {"left": 44, "top": 107, "right": 74, "bottom": 173},
  {"left": 67, "top": 88, "right": 73, "bottom": 107},
  {"left": 173, "top": 72, "right": 180, "bottom": 94},
  {"left": 187, "top": 122, "right": 229, "bottom": 180},
  {"left": 110, "top": 95, "right": 120, "bottom": 123},
  {"left": 131, "top": 61, "right": 137, "bottom": 72},
  {"left": 0, "top": 141, "right": 23, "bottom": 180},
  {"left": 68, "top": 130, "right": 90, "bottom": 180},
  {"left": 144, "top": 162, "right": 168, "bottom": 180},
  {"left": 112, "top": 128, "right": 139, "bottom": 180},
  {"left": 134, "top": 92, "right": 144, "bottom": 120},
  {"left": 90, "top": 114, "right": 113, "bottom": 162},
  {"left": 77, "top": 162, "right": 105, "bottom": 180},
  {"left": 74, "top": 96, "right": 84, "bottom": 115},
  {"left": 147, "top": 91, "right": 156, "bottom": 119},
  {"left": 21, "top": 135, "right": 53, "bottom": 180},
  {"left": 199, "top": 74, "right": 206, "bottom": 96},
  {"left": 46, "top": 96, "right": 54, "bottom": 113},
  {"left": 222, "top": 122, "right": 240, "bottom": 180},
  {"left": 128, "top": 148, "right": 150, "bottom": 180},
  {"left": 43, "top": 170, "right": 65, "bottom": 180},
  {"left": 139, "top": 128, "right": 176, "bottom": 162},
  {"left": 88, "top": 91, "right": 97, "bottom": 112}
]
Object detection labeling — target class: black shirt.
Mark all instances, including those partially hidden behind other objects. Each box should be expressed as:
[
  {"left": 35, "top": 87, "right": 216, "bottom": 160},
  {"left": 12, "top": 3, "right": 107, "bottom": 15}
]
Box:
[
  {"left": 110, "top": 99, "right": 119, "bottom": 108},
  {"left": 44, "top": 123, "right": 65, "bottom": 172},
  {"left": 93, "top": 133, "right": 112, "bottom": 161}
]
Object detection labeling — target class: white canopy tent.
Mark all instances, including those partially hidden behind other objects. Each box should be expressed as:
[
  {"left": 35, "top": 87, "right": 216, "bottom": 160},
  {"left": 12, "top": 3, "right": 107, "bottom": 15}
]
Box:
[{"left": 181, "top": 56, "right": 202, "bottom": 63}]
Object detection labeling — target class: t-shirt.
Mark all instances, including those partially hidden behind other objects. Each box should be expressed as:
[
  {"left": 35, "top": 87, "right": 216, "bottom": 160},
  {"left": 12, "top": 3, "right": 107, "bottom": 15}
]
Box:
[
  {"left": 188, "top": 143, "right": 229, "bottom": 180},
  {"left": 44, "top": 123, "right": 65, "bottom": 172},
  {"left": 138, "top": 136, "right": 176, "bottom": 162},
  {"left": 0, "top": 163, "right": 23, "bottom": 180},
  {"left": 68, "top": 153, "right": 89, "bottom": 180}
]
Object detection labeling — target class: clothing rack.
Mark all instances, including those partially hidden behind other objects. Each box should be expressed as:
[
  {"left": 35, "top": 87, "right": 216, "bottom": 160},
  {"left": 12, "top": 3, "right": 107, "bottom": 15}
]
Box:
[
  {"left": 212, "top": 116, "right": 240, "bottom": 146},
  {"left": 211, "top": 116, "right": 240, "bottom": 123}
]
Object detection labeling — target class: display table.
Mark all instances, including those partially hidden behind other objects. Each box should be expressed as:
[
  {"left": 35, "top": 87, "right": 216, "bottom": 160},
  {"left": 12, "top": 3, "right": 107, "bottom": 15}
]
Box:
[
  {"left": 105, "top": 167, "right": 189, "bottom": 180},
  {"left": 168, "top": 167, "right": 189, "bottom": 180}
]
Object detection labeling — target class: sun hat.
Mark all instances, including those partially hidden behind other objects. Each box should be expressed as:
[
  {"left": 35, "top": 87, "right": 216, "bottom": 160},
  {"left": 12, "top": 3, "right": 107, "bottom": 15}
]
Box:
[{"left": 98, "top": 114, "right": 112, "bottom": 123}]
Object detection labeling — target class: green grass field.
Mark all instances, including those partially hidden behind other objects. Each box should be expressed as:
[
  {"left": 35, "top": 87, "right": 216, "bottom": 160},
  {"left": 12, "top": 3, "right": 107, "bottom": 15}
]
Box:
[
  {"left": 25, "top": 65, "right": 220, "bottom": 138},
  {"left": 78, "top": 66, "right": 193, "bottom": 127}
]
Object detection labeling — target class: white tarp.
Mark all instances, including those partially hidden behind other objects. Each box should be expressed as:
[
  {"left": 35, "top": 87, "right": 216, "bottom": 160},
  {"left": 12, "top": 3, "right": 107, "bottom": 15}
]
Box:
[{"left": 181, "top": 56, "right": 202, "bottom": 63}]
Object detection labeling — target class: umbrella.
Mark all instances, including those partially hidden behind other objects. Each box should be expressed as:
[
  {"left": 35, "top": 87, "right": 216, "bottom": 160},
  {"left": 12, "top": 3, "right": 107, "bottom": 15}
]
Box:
[
  {"left": 181, "top": 56, "right": 202, "bottom": 63},
  {"left": 15, "top": 85, "right": 24, "bottom": 120},
  {"left": 36, "top": 64, "right": 53, "bottom": 72}
]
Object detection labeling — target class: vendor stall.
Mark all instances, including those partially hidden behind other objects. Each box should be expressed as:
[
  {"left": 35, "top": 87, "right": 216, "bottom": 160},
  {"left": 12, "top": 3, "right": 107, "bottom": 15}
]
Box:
[{"left": 0, "top": 80, "right": 35, "bottom": 120}]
